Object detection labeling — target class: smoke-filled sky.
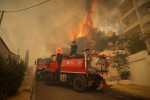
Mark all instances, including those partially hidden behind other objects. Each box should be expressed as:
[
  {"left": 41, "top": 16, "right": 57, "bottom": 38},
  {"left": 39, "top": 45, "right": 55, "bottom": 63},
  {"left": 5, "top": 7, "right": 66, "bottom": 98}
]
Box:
[{"left": 0, "top": 0, "right": 122, "bottom": 66}]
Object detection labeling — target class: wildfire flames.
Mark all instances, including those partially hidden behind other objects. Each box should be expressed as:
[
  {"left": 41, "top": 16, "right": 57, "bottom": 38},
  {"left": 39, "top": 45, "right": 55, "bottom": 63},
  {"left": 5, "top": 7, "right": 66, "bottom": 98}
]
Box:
[
  {"left": 56, "top": 46, "right": 63, "bottom": 53},
  {"left": 70, "top": 0, "right": 98, "bottom": 41},
  {"left": 57, "top": 0, "right": 98, "bottom": 53}
]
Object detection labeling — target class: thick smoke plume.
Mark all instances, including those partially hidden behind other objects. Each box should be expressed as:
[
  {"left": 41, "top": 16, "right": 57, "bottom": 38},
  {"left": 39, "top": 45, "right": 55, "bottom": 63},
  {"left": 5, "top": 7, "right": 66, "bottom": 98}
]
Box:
[
  {"left": 95, "top": 0, "right": 122, "bottom": 31},
  {"left": 40, "top": 0, "right": 122, "bottom": 55},
  {"left": 68, "top": 0, "right": 122, "bottom": 53},
  {"left": 0, "top": 0, "right": 122, "bottom": 66}
]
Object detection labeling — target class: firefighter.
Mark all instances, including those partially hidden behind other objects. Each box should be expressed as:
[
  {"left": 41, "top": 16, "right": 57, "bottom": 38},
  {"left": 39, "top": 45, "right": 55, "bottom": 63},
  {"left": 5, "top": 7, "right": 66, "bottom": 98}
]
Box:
[
  {"left": 56, "top": 49, "right": 62, "bottom": 81},
  {"left": 57, "top": 49, "right": 62, "bottom": 65},
  {"left": 70, "top": 40, "right": 77, "bottom": 58}
]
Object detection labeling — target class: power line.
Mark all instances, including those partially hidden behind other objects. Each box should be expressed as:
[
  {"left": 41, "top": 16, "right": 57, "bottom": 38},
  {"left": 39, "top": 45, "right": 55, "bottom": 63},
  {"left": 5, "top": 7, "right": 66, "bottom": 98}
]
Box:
[
  {"left": 17, "top": 49, "right": 44, "bottom": 51},
  {"left": 29, "top": 49, "right": 44, "bottom": 51},
  {"left": 5, "top": 0, "right": 50, "bottom": 13},
  {"left": 0, "top": 26, "right": 16, "bottom": 50}
]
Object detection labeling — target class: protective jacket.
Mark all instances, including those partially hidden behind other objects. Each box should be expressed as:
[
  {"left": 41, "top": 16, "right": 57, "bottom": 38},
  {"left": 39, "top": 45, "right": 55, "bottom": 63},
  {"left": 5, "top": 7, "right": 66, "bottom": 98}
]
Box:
[
  {"left": 57, "top": 53, "right": 62, "bottom": 65},
  {"left": 70, "top": 41, "right": 77, "bottom": 56},
  {"left": 71, "top": 41, "right": 77, "bottom": 51}
]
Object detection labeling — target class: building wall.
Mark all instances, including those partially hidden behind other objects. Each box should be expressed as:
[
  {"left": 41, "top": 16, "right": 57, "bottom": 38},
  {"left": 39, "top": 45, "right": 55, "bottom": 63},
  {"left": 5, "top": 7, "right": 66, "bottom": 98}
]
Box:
[
  {"left": 128, "top": 50, "right": 150, "bottom": 86},
  {"left": 0, "top": 37, "right": 19, "bottom": 62},
  {"left": 119, "top": 0, "right": 150, "bottom": 34},
  {"left": 102, "top": 50, "right": 150, "bottom": 86},
  {"left": 0, "top": 37, "right": 10, "bottom": 59}
]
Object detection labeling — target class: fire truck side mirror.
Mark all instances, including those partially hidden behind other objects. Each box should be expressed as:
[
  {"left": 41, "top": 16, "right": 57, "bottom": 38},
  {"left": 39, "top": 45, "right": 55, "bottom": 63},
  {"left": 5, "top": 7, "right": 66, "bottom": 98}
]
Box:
[{"left": 35, "top": 61, "right": 36, "bottom": 65}]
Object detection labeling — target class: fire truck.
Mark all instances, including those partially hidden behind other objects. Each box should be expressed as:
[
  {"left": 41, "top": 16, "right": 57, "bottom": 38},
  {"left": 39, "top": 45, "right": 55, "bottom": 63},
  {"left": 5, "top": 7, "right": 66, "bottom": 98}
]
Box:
[
  {"left": 44, "top": 49, "right": 109, "bottom": 92},
  {"left": 35, "top": 58, "right": 49, "bottom": 80}
]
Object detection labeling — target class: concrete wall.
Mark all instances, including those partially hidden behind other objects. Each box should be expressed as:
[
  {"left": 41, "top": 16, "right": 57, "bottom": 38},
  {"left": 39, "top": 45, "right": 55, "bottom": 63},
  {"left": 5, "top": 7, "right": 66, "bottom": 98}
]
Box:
[
  {"left": 128, "top": 50, "right": 150, "bottom": 86},
  {"left": 102, "top": 50, "right": 150, "bottom": 86}
]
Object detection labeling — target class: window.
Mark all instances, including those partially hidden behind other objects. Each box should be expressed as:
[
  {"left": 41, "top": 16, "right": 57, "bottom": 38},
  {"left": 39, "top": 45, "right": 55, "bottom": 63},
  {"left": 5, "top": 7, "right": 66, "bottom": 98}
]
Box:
[
  {"left": 37, "top": 59, "right": 48, "bottom": 65},
  {"left": 51, "top": 55, "right": 56, "bottom": 62}
]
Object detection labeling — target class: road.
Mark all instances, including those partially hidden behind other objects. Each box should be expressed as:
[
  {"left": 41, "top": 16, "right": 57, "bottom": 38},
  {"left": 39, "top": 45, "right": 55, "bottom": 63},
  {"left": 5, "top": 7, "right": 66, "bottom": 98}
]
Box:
[{"left": 35, "top": 80, "right": 148, "bottom": 100}]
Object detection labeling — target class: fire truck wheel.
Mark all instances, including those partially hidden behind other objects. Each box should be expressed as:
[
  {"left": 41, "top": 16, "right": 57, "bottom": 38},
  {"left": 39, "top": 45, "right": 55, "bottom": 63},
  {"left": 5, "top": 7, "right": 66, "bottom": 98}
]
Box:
[
  {"left": 73, "top": 76, "right": 86, "bottom": 92},
  {"left": 100, "top": 79, "right": 106, "bottom": 84},
  {"left": 44, "top": 74, "right": 53, "bottom": 85}
]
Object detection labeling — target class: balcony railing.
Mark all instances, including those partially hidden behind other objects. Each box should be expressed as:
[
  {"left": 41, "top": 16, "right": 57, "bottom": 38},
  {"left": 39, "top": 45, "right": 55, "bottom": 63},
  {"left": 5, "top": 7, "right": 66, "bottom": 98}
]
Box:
[
  {"left": 119, "top": 0, "right": 134, "bottom": 17},
  {"left": 124, "top": 21, "right": 139, "bottom": 33},
  {"left": 137, "top": 0, "right": 150, "bottom": 8},
  {"left": 141, "top": 13, "right": 150, "bottom": 25}
]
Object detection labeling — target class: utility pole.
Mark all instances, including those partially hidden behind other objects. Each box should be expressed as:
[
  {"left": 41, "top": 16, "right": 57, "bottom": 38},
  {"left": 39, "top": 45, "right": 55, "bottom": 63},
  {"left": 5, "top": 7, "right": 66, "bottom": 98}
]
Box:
[{"left": 0, "top": 11, "right": 5, "bottom": 25}]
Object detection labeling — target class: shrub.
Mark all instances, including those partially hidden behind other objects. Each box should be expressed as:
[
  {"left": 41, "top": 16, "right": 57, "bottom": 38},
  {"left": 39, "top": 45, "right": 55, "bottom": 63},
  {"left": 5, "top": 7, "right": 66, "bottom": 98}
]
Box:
[
  {"left": 124, "top": 33, "right": 147, "bottom": 54},
  {"left": 109, "top": 52, "right": 130, "bottom": 80},
  {"left": 119, "top": 71, "right": 131, "bottom": 80},
  {"left": 0, "top": 55, "right": 25, "bottom": 100}
]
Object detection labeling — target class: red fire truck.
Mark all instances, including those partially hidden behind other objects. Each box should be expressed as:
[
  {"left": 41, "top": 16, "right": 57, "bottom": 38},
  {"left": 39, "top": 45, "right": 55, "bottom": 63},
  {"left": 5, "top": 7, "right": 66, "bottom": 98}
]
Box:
[
  {"left": 44, "top": 49, "right": 109, "bottom": 92},
  {"left": 35, "top": 58, "right": 49, "bottom": 80}
]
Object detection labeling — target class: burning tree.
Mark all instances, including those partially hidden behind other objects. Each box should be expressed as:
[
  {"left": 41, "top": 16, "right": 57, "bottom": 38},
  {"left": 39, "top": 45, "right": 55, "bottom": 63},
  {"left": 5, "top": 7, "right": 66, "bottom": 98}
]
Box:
[
  {"left": 69, "top": 0, "right": 103, "bottom": 53},
  {"left": 70, "top": 0, "right": 98, "bottom": 40}
]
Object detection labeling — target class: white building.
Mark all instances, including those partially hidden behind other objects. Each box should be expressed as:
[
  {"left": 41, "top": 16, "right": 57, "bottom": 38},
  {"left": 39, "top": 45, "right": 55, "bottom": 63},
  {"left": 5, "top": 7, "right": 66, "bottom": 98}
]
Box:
[{"left": 119, "top": 0, "right": 150, "bottom": 34}]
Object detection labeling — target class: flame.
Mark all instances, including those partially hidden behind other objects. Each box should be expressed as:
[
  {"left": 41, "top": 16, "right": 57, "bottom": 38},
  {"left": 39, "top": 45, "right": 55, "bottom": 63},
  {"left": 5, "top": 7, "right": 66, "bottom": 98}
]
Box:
[
  {"left": 69, "top": 0, "right": 98, "bottom": 42},
  {"left": 56, "top": 46, "right": 63, "bottom": 53}
]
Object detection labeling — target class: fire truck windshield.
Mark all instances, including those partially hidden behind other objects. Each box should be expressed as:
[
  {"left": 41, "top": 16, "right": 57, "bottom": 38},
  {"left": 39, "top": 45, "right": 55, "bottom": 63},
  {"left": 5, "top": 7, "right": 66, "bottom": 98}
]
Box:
[
  {"left": 51, "top": 55, "right": 56, "bottom": 62},
  {"left": 37, "top": 59, "right": 47, "bottom": 65}
]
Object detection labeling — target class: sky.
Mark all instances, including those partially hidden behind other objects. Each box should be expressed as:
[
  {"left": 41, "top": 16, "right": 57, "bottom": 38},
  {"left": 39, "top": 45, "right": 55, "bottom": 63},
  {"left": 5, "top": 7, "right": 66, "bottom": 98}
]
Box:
[{"left": 0, "top": 0, "right": 122, "bottom": 66}]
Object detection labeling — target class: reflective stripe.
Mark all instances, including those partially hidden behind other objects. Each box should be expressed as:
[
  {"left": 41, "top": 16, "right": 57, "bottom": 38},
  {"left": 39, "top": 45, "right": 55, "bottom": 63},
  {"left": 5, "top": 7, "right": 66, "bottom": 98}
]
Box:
[
  {"left": 61, "top": 71, "right": 86, "bottom": 74},
  {"left": 71, "top": 43, "right": 77, "bottom": 45}
]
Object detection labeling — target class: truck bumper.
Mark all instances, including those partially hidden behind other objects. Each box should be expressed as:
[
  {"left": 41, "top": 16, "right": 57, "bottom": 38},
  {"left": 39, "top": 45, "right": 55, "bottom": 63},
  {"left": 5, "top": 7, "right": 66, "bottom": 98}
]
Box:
[{"left": 97, "top": 83, "right": 112, "bottom": 90}]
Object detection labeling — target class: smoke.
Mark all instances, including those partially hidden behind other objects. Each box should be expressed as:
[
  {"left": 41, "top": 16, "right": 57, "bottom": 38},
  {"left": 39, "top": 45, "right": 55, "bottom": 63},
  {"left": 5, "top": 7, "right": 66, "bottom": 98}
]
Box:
[
  {"left": 85, "top": 0, "right": 95, "bottom": 11},
  {"left": 35, "top": 0, "right": 122, "bottom": 55},
  {"left": 75, "top": 0, "right": 122, "bottom": 52},
  {"left": 0, "top": 0, "right": 122, "bottom": 66},
  {"left": 94, "top": 0, "right": 122, "bottom": 31},
  {"left": 37, "top": 0, "right": 87, "bottom": 54}
]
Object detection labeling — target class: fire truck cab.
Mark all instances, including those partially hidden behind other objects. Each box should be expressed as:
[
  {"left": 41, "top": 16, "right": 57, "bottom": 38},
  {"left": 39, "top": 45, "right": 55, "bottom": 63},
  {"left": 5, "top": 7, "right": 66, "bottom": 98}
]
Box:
[
  {"left": 35, "top": 58, "right": 49, "bottom": 80},
  {"left": 44, "top": 49, "right": 109, "bottom": 92}
]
